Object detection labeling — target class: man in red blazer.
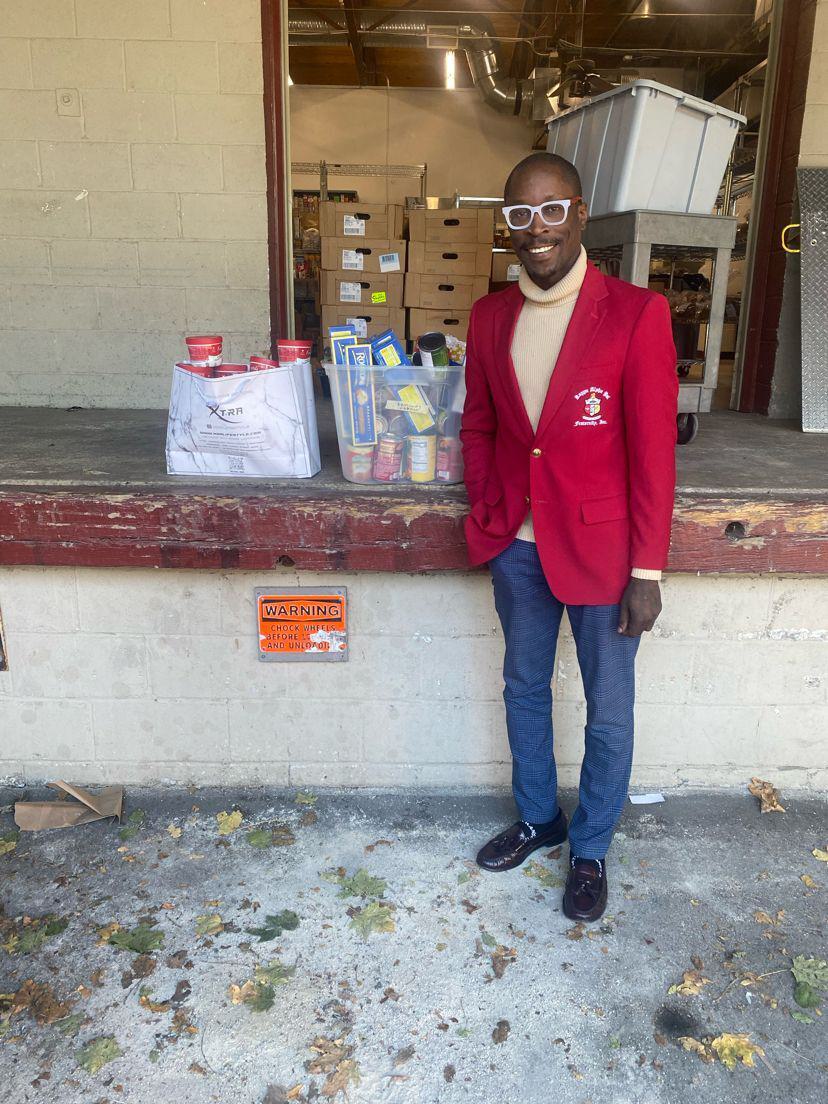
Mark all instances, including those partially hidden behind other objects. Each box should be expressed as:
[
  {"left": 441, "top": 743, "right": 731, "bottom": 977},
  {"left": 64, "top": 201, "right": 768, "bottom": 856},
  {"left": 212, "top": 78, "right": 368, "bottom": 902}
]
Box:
[{"left": 462, "top": 152, "right": 678, "bottom": 922}]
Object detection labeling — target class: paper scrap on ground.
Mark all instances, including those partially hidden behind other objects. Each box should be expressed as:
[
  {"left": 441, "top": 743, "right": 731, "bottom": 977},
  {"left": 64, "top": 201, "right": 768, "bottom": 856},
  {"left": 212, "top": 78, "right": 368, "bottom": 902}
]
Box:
[
  {"left": 14, "top": 781, "right": 123, "bottom": 831},
  {"left": 629, "top": 792, "right": 665, "bottom": 804}
]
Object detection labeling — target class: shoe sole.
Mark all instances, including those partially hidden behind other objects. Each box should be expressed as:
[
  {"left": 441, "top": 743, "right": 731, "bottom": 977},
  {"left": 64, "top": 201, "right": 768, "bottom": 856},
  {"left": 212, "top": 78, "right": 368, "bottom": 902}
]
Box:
[{"left": 476, "top": 822, "right": 568, "bottom": 872}]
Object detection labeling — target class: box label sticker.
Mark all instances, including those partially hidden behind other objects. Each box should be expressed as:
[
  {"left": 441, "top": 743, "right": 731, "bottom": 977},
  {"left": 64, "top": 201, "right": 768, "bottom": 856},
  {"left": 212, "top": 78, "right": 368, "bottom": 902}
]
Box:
[
  {"left": 346, "top": 316, "right": 368, "bottom": 337},
  {"left": 339, "top": 281, "right": 362, "bottom": 303},
  {"left": 342, "top": 249, "right": 364, "bottom": 270},
  {"left": 379, "top": 252, "right": 401, "bottom": 273},
  {"left": 507, "top": 264, "right": 521, "bottom": 281},
  {"left": 371, "top": 290, "right": 387, "bottom": 304},
  {"left": 343, "top": 215, "right": 366, "bottom": 236},
  {"left": 256, "top": 589, "right": 348, "bottom": 661}
]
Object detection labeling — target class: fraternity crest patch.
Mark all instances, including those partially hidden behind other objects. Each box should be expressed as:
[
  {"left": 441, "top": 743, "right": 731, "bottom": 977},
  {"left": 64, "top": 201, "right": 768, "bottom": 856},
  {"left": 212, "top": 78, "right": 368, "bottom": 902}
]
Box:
[{"left": 574, "top": 386, "right": 611, "bottom": 427}]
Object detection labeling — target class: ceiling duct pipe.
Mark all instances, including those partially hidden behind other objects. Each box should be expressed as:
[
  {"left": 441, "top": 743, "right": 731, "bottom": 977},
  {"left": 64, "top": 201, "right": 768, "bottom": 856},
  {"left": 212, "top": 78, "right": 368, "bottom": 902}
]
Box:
[{"left": 288, "top": 14, "right": 521, "bottom": 114}]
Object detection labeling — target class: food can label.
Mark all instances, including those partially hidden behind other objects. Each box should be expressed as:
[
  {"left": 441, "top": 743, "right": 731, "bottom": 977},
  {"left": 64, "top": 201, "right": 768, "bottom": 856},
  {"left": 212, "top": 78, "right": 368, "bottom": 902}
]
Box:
[
  {"left": 339, "top": 281, "right": 362, "bottom": 303},
  {"left": 379, "top": 252, "right": 401, "bottom": 273},
  {"left": 342, "top": 249, "right": 364, "bottom": 270},
  {"left": 344, "top": 215, "right": 366, "bottom": 236}
]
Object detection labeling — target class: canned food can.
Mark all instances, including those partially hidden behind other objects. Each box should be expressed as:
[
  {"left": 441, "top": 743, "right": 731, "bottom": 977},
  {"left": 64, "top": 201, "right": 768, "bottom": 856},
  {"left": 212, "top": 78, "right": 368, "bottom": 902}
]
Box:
[
  {"left": 386, "top": 413, "right": 408, "bottom": 438},
  {"left": 375, "top": 414, "right": 389, "bottom": 437},
  {"left": 248, "top": 355, "right": 279, "bottom": 371},
  {"left": 436, "top": 436, "right": 463, "bottom": 483},
  {"left": 343, "top": 444, "right": 375, "bottom": 484},
  {"left": 437, "top": 409, "right": 461, "bottom": 436},
  {"left": 417, "top": 331, "right": 449, "bottom": 368},
  {"left": 373, "top": 434, "right": 405, "bottom": 482},
  {"left": 408, "top": 434, "right": 437, "bottom": 483}
]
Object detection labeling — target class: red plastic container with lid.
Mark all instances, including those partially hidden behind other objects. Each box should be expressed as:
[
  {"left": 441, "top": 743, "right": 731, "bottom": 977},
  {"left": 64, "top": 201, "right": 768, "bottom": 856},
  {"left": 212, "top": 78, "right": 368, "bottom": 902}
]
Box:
[
  {"left": 176, "top": 361, "right": 213, "bottom": 378},
  {"left": 185, "top": 335, "right": 223, "bottom": 366},
  {"left": 213, "top": 362, "right": 248, "bottom": 376},
  {"left": 248, "top": 355, "right": 279, "bottom": 372},
  {"left": 276, "top": 339, "right": 313, "bottom": 364}
]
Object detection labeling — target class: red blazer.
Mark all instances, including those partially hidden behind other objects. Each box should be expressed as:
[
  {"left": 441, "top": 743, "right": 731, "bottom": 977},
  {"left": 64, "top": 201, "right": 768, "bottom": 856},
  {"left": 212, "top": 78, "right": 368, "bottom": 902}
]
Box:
[{"left": 460, "top": 263, "right": 678, "bottom": 605}]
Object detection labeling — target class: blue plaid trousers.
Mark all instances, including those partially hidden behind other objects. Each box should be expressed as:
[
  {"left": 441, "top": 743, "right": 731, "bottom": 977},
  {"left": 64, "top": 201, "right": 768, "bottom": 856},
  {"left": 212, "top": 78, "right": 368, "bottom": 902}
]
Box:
[{"left": 489, "top": 538, "right": 640, "bottom": 859}]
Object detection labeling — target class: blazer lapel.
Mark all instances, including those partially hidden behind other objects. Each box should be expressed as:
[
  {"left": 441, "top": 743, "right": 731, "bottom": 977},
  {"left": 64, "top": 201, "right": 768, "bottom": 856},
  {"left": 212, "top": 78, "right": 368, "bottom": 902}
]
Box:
[
  {"left": 534, "top": 264, "right": 608, "bottom": 442},
  {"left": 492, "top": 284, "right": 534, "bottom": 441}
]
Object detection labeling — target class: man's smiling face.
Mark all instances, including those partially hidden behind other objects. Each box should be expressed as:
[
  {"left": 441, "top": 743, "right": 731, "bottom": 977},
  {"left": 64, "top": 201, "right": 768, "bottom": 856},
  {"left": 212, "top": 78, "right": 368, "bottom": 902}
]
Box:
[{"left": 505, "top": 163, "right": 588, "bottom": 290}]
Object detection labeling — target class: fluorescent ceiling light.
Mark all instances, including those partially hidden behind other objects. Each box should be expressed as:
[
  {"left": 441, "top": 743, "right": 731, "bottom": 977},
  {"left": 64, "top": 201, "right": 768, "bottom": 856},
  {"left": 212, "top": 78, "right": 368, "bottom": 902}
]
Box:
[{"left": 445, "top": 50, "right": 456, "bottom": 90}]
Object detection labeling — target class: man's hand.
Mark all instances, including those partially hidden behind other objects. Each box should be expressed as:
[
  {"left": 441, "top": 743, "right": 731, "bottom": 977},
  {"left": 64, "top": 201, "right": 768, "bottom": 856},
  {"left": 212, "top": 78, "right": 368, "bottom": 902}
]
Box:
[{"left": 617, "top": 578, "right": 662, "bottom": 637}]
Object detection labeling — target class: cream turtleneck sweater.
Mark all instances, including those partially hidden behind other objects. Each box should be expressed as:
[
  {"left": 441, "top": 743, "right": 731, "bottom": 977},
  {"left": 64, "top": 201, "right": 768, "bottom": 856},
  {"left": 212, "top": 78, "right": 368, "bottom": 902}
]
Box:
[{"left": 510, "top": 245, "right": 660, "bottom": 581}]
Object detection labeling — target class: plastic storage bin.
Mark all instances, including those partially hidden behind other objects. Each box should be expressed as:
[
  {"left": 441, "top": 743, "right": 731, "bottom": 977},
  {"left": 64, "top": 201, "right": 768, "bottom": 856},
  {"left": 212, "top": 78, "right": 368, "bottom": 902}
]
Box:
[
  {"left": 546, "top": 80, "right": 746, "bottom": 216},
  {"left": 324, "top": 363, "right": 464, "bottom": 485}
]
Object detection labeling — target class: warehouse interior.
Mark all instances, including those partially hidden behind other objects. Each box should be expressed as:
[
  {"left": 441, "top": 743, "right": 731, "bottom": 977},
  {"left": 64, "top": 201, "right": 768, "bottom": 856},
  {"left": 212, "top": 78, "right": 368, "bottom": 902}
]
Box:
[{"left": 284, "top": 0, "right": 774, "bottom": 421}]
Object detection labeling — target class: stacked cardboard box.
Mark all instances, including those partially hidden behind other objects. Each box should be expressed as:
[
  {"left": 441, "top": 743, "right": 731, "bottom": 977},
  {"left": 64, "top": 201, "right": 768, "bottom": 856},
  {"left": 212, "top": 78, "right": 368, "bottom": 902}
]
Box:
[
  {"left": 406, "top": 208, "right": 495, "bottom": 344},
  {"left": 319, "top": 201, "right": 407, "bottom": 344}
]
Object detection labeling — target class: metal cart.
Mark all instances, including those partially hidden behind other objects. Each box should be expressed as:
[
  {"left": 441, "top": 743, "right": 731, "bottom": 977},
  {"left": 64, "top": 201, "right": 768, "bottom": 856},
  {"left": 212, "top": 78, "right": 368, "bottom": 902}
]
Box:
[{"left": 583, "top": 211, "right": 739, "bottom": 440}]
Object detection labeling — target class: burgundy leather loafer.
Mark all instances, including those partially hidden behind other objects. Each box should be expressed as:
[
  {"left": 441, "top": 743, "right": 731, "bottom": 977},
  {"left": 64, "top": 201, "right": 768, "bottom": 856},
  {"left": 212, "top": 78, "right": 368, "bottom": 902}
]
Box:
[
  {"left": 562, "top": 858, "right": 608, "bottom": 922},
  {"left": 476, "top": 811, "right": 568, "bottom": 872}
]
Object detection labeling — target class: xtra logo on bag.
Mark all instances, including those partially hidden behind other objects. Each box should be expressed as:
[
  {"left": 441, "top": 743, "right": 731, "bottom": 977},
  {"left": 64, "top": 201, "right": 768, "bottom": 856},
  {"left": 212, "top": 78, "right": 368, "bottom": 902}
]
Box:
[{"left": 165, "top": 363, "right": 321, "bottom": 479}]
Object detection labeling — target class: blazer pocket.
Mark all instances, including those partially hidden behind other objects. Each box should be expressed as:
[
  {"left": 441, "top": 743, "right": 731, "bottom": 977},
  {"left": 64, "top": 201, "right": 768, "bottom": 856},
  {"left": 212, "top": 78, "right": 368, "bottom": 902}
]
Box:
[{"left": 581, "top": 493, "right": 629, "bottom": 524}]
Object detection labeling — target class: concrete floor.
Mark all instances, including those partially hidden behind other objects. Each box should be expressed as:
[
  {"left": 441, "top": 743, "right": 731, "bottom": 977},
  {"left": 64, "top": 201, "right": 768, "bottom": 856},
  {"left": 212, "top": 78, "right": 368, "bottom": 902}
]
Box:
[{"left": 1, "top": 786, "right": 826, "bottom": 1103}]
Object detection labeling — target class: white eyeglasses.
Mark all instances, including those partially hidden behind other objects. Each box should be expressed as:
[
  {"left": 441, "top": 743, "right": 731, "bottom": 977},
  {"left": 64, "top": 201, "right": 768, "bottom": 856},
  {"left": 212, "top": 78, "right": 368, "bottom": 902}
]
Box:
[{"left": 502, "top": 197, "right": 582, "bottom": 230}]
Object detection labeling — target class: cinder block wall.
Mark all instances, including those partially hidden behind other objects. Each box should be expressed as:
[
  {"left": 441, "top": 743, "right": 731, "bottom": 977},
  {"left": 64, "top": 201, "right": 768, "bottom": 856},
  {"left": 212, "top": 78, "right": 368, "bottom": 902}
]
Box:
[
  {"left": 0, "top": 567, "right": 826, "bottom": 790},
  {"left": 0, "top": 0, "right": 270, "bottom": 407}
]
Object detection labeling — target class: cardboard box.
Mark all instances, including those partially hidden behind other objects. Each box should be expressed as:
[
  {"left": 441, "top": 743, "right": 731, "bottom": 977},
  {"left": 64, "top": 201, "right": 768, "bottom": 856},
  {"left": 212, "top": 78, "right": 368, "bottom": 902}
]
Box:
[
  {"left": 319, "top": 202, "right": 405, "bottom": 240},
  {"left": 321, "top": 238, "right": 406, "bottom": 274},
  {"left": 408, "top": 308, "right": 472, "bottom": 343},
  {"left": 407, "top": 208, "right": 495, "bottom": 244},
  {"left": 491, "top": 250, "right": 521, "bottom": 283},
  {"left": 321, "top": 306, "right": 407, "bottom": 344},
  {"left": 321, "top": 270, "right": 404, "bottom": 307},
  {"left": 404, "top": 273, "right": 489, "bottom": 311},
  {"left": 408, "top": 241, "right": 493, "bottom": 277}
]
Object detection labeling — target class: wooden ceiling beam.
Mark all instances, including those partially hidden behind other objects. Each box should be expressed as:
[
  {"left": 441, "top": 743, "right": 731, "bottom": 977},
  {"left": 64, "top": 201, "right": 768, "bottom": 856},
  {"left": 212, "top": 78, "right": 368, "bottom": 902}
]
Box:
[{"left": 341, "top": 0, "right": 378, "bottom": 85}]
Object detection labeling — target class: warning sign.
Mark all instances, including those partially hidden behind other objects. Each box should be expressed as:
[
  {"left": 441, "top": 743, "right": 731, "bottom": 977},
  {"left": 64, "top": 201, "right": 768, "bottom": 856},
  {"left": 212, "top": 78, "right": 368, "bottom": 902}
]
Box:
[{"left": 255, "top": 588, "right": 348, "bottom": 662}]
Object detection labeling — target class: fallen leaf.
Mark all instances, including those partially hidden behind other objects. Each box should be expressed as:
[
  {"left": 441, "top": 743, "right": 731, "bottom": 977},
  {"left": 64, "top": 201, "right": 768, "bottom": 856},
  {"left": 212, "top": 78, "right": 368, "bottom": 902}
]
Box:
[
  {"left": 380, "top": 987, "right": 400, "bottom": 1003},
  {"left": 348, "top": 901, "right": 396, "bottom": 939},
  {"left": 791, "top": 1011, "right": 814, "bottom": 1024},
  {"left": 492, "top": 1019, "right": 510, "bottom": 1044},
  {"left": 748, "top": 778, "right": 785, "bottom": 813},
  {"left": 444, "top": 1064, "right": 456, "bottom": 1082},
  {"left": 247, "top": 829, "right": 274, "bottom": 849},
  {"left": 299, "top": 810, "right": 318, "bottom": 827},
  {"left": 56, "top": 1012, "right": 86, "bottom": 1037},
  {"left": 255, "top": 962, "right": 295, "bottom": 987},
  {"left": 0, "top": 830, "right": 19, "bottom": 856},
  {"left": 321, "top": 1058, "right": 360, "bottom": 1097},
  {"left": 794, "top": 981, "right": 821, "bottom": 1009},
  {"left": 272, "top": 824, "right": 296, "bottom": 847},
  {"left": 305, "top": 1036, "right": 353, "bottom": 1074},
  {"left": 365, "top": 839, "right": 392, "bottom": 852},
  {"left": 295, "top": 791, "right": 317, "bottom": 805},
  {"left": 76, "top": 1036, "right": 122, "bottom": 1075},
  {"left": 216, "top": 810, "right": 243, "bottom": 835},
  {"left": 139, "top": 988, "right": 171, "bottom": 1014},
  {"left": 189, "top": 1062, "right": 207, "bottom": 1075},
  {"left": 336, "top": 868, "right": 387, "bottom": 900},
  {"left": 96, "top": 922, "right": 121, "bottom": 946},
  {"left": 109, "top": 924, "right": 164, "bottom": 955},
  {"left": 791, "top": 955, "right": 828, "bottom": 989},
  {"left": 10, "top": 979, "right": 72, "bottom": 1024},
  {"left": 711, "top": 1032, "right": 765, "bottom": 1069},
  {"left": 1, "top": 914, "right": 69, "bottom": 956},
  {"left": 668, "top": 970, "right": 712, "bottom": 996},
  {"left": 812, "top": 847, "right": 828, "bottom": 863},
  {"left": 460, "top": 899, "right": 480, "bottom": 914},
  {"left": 800, "top": 875, "right": 818, "bottom": 889},
  {"left": 119, "top": 809, "right": 146, "bottom": 841},
  {"left": 678, "top": 1036, "right": 715, "bottom": 1063},
  {"left": 167, "top": 824, "right": 182, "bottom": 839},
  {"left": 195, "top": 914, "right": 224, "bottom": 938},
  {"left": 754, "top": 909, "right": 784, "bottom": 926},
  {"left": 565, "top": 923, "right": 586, "bottom": 941},
  {"left": 393, "top": 1045, "right": 415, "bottom": 1067},
  {"left": 245, "top": 911, "right": 300, "bottom": 942},
  {"left": 523, "top": 860, "right": 564, "bottom": 888},
  {"left": 491, "top": 945, "right": 518, "bottom": 979}
]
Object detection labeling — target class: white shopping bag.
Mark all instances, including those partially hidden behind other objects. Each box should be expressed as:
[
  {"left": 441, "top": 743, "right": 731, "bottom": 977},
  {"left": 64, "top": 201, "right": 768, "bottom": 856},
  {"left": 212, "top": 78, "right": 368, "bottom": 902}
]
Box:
[{"left": 165, "top": 362, "right": 321, "bottom": 478}]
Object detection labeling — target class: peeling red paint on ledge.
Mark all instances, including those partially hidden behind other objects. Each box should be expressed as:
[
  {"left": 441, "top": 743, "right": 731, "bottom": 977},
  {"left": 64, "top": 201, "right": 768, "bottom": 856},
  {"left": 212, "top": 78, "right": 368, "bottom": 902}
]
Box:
[{"left": 0, "top": 489, "right": 825, "bottom": 574}]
